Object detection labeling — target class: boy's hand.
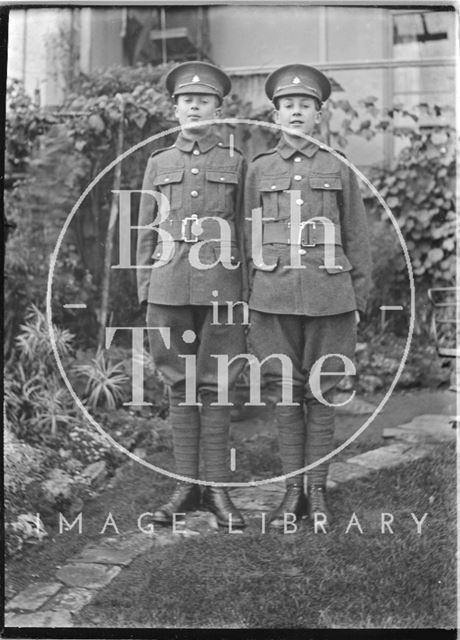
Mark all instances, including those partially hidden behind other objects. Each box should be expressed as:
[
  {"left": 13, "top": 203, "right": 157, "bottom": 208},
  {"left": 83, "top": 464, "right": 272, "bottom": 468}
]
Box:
[{"left": 355, "top": 310, "right": 360, "bottom": 325}]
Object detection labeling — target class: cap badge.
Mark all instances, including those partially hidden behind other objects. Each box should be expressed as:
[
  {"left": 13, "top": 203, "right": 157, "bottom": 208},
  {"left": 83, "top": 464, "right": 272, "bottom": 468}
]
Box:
[
  {"left": 292, "top": 77, "right": 301, "bottom": 84},
  {"left": 192, "top": 75, "right": 200, "bottom": 82}
]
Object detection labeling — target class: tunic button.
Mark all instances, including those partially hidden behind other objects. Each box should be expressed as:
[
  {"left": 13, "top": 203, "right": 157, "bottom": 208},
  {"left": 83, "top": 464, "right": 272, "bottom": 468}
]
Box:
[
  {"left": 296, "top": 198, "right": 304, "bottom": 205},
  {"left": 164, "top": 177, "right": 170, "bottom": 182},
  {"left": 299, "top": 249, "right": 306, "bottom": 255},
  {"left": 324, "top": 182, "right": 330, "bottom": 188},
  {"left": 191, "top": 190, "right": 199, "bottom": 197},
  {"left": 193, "top": 149, "right": 200, "bottom": 156},
  {"left": 294, "top": 157, "right": 301, "bottom": 162},
  {"left": 191, "top": 168, "right": 199, "bottom": 175},
  {"left": 294, "top": 175, "right": 302, "bottom": 181},
  {"left": 220, "top": 177, "right": 225, "bottom": 181},
  {"left": 271, "top": 185, "right": 277, "bottom": 190}
]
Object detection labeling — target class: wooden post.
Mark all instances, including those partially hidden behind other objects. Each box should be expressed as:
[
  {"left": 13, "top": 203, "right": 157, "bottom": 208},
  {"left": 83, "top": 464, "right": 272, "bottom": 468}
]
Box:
[{"left": 98, "top": 100, "right": 124, "bottom": 347}]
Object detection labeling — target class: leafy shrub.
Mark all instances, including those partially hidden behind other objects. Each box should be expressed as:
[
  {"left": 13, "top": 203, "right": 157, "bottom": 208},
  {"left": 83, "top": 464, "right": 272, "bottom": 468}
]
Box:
[
  {"left": 5, "top": 79, "right": 54, "bottom": 183},
  {"left": 5, "top": 305, "right": 78, "bottom": 441},
  {"left": 66, "top": 423, "right": 113, "bottom": 465},
  {"left": 73, "top": 348, "right": 130, "bottom": 410},
  {"left": 4, "top": 123, "right": 98, "bottom": 354},
  {"left": 5, "top": 513, "right": 48, "bottom": 557},
  {"left": 369, "top": 128, "right": 455, "bottom": 285},
  {"left": 325, "top": 99, "right": 456, "bottom": 331}
]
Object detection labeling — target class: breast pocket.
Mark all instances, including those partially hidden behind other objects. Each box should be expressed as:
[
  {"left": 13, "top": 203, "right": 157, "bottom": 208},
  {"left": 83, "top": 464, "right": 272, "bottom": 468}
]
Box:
[
  {"left": 205, "top": 169, "right": 239, "bottom": 213},
  {"left": 309, "top": 174, "right": 342, "bottom": 221},
  {"left": 153, "top": 169, "right": 184, "bottom": 212},
  {"left": 258, "top": 175, "right": 291, "bottom": 220}
]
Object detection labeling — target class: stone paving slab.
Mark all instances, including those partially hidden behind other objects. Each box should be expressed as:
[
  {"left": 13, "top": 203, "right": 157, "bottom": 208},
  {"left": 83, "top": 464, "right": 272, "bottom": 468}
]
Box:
[
  {"left": 385, "top": 414, "right": 456, "bottom": 443},
  {"left": 101, "top": 533, "right": 155, "bottom": 551},
  {"left": 347, "top": 443, "right": 434, "bottom": 471},
  {"left": 6, "top": 582, "right": 62, "bottom": 612},
  {"left": 56, "top": 563, "right": 121, "bottom": 589},
  {"left": 71, "top": 533, "right": 155, "bottom": 566},
  {"left": 45, "top": 587, "right": 94, "bottom": 613},
  {"left": 383, "top": 428, "right": 424, "bottom": 445},
  {"left": 70, "top": 546, "right": 138, "bottom": 567},
  {"left": 396, "top": 444, "right": 435, "bottom": 462},
  {"left": 182, "top": 511, "right": 219, "bottom": 534},
  {"left": 5, "top": 610, "right": 73, "bottom": 627},
  {"left": 328, "top": 461, "right": 375, "bottom": 484},
  {"left": 151, "top": 531, "right": 182, "bottom": 546}
]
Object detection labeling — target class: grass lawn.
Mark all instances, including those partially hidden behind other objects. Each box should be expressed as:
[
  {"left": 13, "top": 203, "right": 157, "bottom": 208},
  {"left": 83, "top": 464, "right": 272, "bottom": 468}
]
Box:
[{"left": 72, "top": 441, "right": 456, "bottom": 629}]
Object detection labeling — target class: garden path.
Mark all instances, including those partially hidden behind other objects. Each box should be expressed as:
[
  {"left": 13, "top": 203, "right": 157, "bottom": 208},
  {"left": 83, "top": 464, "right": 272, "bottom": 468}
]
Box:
[{"left": 5, "top": 390, "right": 456, "bottom": 628}]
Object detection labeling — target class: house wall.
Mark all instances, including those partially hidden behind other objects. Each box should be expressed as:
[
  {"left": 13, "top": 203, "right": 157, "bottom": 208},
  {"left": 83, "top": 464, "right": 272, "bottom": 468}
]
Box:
[
  {"left": 79, "top": 8, "right": 123, "bottom": 73},
  {"left": 208, "top": 5, "right": 322, "bottom": 69},
  {"left": 7, "top": 8, "right": 71, "bottom": 106}
]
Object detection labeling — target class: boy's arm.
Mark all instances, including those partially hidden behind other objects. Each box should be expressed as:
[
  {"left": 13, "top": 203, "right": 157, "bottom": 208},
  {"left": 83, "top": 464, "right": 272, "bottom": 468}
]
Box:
[
  {"left": 243, "top": 161, "right": 262, "bottom": 296},
  {"left": 339, "top": 166, "right": 372, "bottom": 314},
  {"left": 136, "top": 157, "right": 158, "bottom": 305},
  {"left": 235, "top": 155, "right": 249, "bottom": 303}
]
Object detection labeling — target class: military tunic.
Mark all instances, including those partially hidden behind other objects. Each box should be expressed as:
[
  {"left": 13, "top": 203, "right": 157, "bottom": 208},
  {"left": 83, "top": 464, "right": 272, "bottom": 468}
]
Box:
[
  {"left": 137, "top": 128, "right": 247, "bottom": 306},
  {"left": 136, "top": 127, "right": 247, "bottom": 400},
  {"left": 245, "top": 136, "right": 371, "bottom": 316},
  {"left": 245, "top": 136, "right": 372, "bottom": 402}
]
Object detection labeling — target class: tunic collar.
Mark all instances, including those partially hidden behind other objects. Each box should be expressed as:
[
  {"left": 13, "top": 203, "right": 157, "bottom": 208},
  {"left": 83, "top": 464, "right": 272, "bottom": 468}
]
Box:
[
  {"left": 175, "top": 128, "right": 221, "bottom": 153},
  {"left": 277, "top": 135, "right": 323, "bottom": 159}
]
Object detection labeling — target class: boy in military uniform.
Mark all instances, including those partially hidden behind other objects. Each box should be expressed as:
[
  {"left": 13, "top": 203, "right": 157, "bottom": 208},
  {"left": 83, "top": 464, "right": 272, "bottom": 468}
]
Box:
[
  {"left": 137, "top": 62, "right": 247, "bottom": 528},
  {"left": 245, "top": 64, "right": 371, "bottom": 530}
]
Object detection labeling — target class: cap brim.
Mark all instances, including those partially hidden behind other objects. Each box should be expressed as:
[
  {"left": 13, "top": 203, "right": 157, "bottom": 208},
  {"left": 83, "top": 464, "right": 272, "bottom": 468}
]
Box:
[
  {"left": 173, "top": 84, "right": 222, "bottom": 98},
  {"left": 272, "top": 87, "right": 321, "bottom": 101}
]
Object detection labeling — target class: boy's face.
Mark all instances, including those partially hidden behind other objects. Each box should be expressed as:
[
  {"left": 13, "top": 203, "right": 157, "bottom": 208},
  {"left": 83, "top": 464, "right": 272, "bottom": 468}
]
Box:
[
  {"left": 174, "top": 93, "right": 220, "bottom": 131},
  {"left": 274, "top": 95, "right": 321, "bottom": 137}
]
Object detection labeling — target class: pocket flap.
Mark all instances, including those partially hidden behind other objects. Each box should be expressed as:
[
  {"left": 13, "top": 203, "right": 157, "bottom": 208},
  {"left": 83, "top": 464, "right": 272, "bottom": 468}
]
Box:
[
  {"left": 258, "top": 176, "right": 291, "bottom": 192},
  {"left": 252, "top": 245, "right": 279, "bottom": 271},
  {"left": 310, "top": 175, "right": 342, "bottom": 190},
  {"left": 153, "top": 170, "right": 184, "bottom": 186},
  {"left": 211, "top": 241, "right": 241, "bottom": 266},
  {"left": 206, "top": 169, "right": 239, "bottom": 184},
  {"left": 324, "top": 254, "right": 353, "bottom": 274}
]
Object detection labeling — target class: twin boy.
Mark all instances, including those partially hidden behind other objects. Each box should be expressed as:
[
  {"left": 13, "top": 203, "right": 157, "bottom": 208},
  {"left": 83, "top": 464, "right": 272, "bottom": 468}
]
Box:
[{"left": 136, "top": 61, "right": 371, "bottom": 533}]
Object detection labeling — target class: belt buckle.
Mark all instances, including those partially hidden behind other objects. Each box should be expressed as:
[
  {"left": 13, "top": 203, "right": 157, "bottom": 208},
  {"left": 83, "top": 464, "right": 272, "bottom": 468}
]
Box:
[
  {"left": 182, "top": 215, "right": 200, "bottom": 242},
  {"left": 299, "top": 221, "right": 316, "bottom": 247}
]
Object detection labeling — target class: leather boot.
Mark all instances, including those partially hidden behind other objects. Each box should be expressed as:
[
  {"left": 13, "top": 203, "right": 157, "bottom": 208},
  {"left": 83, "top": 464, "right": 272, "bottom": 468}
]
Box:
[
  {"left": 307, "top": 485, "right": 331, "bottom": 529},
  {"left": 202, "top": 487, "right": 246, "bottom": 529},
  {"left": 268, "top": 484, "right": 308, "bottom": 531},
  {"left": 152, "top": 483, "right": 201, "bottom": 525}
]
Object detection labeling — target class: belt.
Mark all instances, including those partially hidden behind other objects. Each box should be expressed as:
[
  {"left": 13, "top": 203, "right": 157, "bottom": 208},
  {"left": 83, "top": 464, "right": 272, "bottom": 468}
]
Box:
[
  {"left": 262, "top": 220, "right": 342, "bottom": 246},
  {"left": 159, "top": 216, "right": 236, "bottom": 243}
]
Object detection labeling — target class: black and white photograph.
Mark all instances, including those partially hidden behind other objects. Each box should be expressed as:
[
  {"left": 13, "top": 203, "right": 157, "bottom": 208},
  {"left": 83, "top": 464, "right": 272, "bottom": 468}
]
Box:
[{"left": 3, "top": 0, "right": 458, "bottom": 634}]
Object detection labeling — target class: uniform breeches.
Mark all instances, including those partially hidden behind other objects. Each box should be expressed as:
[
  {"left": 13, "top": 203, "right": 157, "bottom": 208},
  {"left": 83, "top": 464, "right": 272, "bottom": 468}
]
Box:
[
  {"left": 146, "top": 303, "right": 246, "bottom": 482},
  {"left": 249, "top": 310, "right": 356, "bottom": 485},
  {"left": 146, "top": 303, "right": 246, "bottom": 403}
]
